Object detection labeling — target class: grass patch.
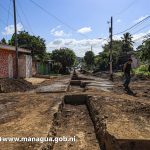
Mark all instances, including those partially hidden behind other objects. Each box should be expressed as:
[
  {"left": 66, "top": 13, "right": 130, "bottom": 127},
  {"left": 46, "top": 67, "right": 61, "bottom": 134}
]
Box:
[{"left": 133, "top": 65, "right": 150, "bottom": 76}]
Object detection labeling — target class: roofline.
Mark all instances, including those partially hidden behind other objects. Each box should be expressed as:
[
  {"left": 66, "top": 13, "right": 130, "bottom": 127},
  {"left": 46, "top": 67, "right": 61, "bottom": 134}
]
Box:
[{"left": 0, "top": 44, "right": 31, "bottom": 54}]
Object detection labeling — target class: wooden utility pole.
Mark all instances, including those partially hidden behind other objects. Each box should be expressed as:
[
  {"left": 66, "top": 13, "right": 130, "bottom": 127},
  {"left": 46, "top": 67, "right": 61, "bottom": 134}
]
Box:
[
  {"left": 91, "top": 45, "right": 93, "bottom": 51},
  {"left": 109, "top": 16, "right": 113, "bottom": 81},
  {"left": 13, "top": 0, "right": 19, "bottom": 78}
]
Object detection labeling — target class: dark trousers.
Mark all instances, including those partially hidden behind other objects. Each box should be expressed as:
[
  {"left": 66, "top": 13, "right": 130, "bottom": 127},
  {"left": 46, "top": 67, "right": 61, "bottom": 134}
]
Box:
[{"left": 123, "top": 73, "right": 131, "bottom": 89}]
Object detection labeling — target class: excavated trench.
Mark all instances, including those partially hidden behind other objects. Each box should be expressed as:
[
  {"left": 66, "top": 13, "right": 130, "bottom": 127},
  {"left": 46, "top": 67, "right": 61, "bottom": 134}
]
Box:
[
  {"left": 40, "top": 95, "right": 101, "bottom": 150},
  {"left": 40, "top": 71, "right": 150, "bottom": 150},
  {"left": 39, "top": 72, "right": 102, "bottom": 150}
]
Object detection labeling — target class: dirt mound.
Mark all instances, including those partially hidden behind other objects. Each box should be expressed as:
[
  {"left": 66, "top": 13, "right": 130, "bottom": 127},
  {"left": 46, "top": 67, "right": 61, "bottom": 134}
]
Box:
[{"left": 0, "top": 78, "right": 35, "bottom": 93}]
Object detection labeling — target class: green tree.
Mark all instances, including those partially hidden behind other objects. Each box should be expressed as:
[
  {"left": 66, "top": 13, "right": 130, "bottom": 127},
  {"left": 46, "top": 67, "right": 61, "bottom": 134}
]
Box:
[
  {"left": 0, "top": 38, "right": 7, "bottom": 44},
  {"left": 121, "top": 32, "right": 134, "bottom": 53},
  {"left": 102, "top": 40, "right": 123, "bottom": 69},
  {"left": 9, "top": 31, "right": 46, "bottom": 59},
  {"left": 137, "top": 38, "right": 150, "bottom": 70},
  {"left": 51, "top": 48, "right": 76, "bottom": 73},
  {"left": 53, "top": 62, "right": 62, "bottom": 74},
  {"left": 84, "top": 51, "right": 95, "bottom": 67},
  {"left": 42, "top": 52, "right": 52, "bottom": 61},
  {"left": 95, "top": 52, "right": 109, "bottom": 71}
]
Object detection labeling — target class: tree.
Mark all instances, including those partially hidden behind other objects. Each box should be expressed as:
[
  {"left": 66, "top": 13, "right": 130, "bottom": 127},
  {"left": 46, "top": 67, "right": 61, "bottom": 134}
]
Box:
[
  {"left": 0, "top": 38, "right": 7, "bottom": 44},
  {"left": 84, "top": 51, "right": 95, "bottom": 67},
  {"left": 95, "top": 52, "right": 109, "bottom": 71},
  {"left": 53, "top": 62, "right": 62, "bottom": 74},
  {"left": 42, "top": 52, "right": 52, "bottom": 61},
  {"left": 121, "top": 32, "right": 134, "bottom": 53},
  {"left": 9, "top": 31, "right": 46, "bottom": 59},
  {"left": 51, "top": 48, "right": 76, "bottom": 73},
  {"left": 137, "top": 38, "right": 150, "bottom": 70},
  {"left": 102, "top": 40, "right": 124, "bottom": 69}
]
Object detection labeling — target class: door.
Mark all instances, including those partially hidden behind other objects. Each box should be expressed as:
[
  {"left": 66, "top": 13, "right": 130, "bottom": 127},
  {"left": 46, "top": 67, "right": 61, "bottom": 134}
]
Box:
[{"left": 8, "top": 54, "right": 13, "bottom": 78}]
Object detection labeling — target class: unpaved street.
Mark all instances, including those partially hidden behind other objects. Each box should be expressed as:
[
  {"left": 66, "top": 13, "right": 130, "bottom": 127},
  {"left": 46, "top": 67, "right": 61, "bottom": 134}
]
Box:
[{"left": 0, "top": 72, "right": 150, "bottom": 150}]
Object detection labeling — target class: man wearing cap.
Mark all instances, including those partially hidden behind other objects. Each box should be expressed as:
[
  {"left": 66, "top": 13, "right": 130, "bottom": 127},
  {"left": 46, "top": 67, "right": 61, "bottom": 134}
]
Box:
[{"left": 123, "top": 58, "right": 133, "bottom": 92}]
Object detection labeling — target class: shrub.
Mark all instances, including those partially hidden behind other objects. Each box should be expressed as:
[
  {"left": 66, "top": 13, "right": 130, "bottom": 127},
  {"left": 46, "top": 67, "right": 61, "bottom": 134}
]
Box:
[{"left": 53, "top": 63, "right": 62, "bottom": 74}]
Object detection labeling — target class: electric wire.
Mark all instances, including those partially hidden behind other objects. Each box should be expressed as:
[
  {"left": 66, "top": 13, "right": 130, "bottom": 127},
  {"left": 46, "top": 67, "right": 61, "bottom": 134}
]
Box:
[
  {"left": 17, "top": 0, "right": 34, "bottom": 35},
  {"left": 132, "top": 24, "right": 150, "bottom": 34},
  {"left": 29, "top": 0, "right": 92, "bottom": 39},
  {"left": 115, "top": 0, "right": 138, "bottom": 16},
  {"left": 114, "top": 16, "right": 150, "bottom": 35}
]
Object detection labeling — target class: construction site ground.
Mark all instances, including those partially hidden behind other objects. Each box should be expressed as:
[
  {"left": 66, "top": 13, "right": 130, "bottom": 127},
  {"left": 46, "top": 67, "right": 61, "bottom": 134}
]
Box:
[{"left": 0, "top": 72, "right": 149, "bottom": 150}]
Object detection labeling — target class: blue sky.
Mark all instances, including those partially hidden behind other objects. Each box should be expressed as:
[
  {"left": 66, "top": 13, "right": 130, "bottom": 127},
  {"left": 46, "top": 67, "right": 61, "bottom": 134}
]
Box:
[{"left": 0, "top": 0, "right": 150, "bottom": 56}]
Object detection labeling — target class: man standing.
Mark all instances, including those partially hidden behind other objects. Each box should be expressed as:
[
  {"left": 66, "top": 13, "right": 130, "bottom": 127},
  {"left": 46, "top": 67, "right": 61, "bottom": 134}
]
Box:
[{"left": 123, "top": 58, "right": 133, "bottom": 92}]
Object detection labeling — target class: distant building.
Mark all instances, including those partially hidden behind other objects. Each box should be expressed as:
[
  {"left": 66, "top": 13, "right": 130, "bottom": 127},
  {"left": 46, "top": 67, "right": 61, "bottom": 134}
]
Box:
[
  {"left": 32, "top": 58, "right": 54, "bottom": 76},
  {"left": 117, "top": 52, "right": 140, "bottom": 70},
  {"left": 0, "top": 44, "right": 32, "bottom": 78}
]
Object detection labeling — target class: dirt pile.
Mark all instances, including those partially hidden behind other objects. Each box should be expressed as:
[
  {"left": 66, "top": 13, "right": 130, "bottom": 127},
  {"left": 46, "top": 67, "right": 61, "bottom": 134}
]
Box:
[{"left": 0, "top": 78, "right": 35, "bottom": 93}]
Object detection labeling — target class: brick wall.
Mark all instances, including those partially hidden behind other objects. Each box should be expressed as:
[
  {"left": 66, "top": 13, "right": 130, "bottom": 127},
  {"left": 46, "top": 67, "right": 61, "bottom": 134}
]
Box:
[{"left": 0, "top": 50, "right": 16, "bottom": 78}]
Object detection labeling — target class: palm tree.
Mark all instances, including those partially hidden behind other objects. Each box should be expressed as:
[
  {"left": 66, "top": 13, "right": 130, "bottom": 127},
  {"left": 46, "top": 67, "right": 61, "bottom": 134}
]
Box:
[{"left": 121, "top": 32, "right": 134, "bottom": 53}]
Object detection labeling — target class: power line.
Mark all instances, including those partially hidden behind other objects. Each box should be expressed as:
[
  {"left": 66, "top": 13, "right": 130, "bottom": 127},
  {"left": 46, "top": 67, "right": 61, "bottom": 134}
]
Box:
[
  {"left": 6, "top": 0, "right": 12, "bottom": 28},
  {"left": 133, "top": 32, "right": 150, "bottom": 42},
  {"left": 132, "top": 24, "right": 150, "bottom": 34},
  {"left": 16, "top": 7, "right": 29, "bottom": 32},
  {"left": 0, "top": 0, "right": 12, "bottom": 40},
  {"left": 114, "top": 15, "right": 150, "bottom": 35},
  {"left": 17, "top": 0, "right": 34, "bottom": 35},
  {"left": 6, "top": 0, "right": 12, "bottom": 40},
  {"left": 16, "top": 0, "right": 33, "bottom": 34},
  {"left": 115, "top": 0, "right": 138, "bottom": 16},
  {"left": 0, "top": 2, "right": 14, "bottom": 17},
  {"left": 0, "top": 2, "right": 12, "bottom": 24},
  {"left": 29, "top": 0, "right": 90, "bottom": 39},
  {"left": 0, "top": 1, "right": 33, "bottom": 37}
]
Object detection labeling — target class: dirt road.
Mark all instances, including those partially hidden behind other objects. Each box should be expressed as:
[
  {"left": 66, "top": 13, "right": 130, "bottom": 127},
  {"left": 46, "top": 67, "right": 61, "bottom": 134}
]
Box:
[{"left": 0, "top": 72, "right": 149, "bottom": 150}]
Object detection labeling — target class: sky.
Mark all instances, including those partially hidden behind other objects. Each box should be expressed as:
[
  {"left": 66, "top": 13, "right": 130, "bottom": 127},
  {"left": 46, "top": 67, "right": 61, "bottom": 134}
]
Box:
[{"left": 0, "top": 0, "right": 150, "bottom": 56}]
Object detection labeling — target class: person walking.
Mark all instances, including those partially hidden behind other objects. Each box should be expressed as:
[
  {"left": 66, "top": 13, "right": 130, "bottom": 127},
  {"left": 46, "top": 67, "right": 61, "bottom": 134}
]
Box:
[{"left": 123, "top": 58, "right": 133, "bottom": 92}]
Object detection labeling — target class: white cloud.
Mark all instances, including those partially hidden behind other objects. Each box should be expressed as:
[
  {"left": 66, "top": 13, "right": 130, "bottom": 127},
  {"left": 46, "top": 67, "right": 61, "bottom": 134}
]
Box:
[
  {"left": 47, "top": 38, "right": 107, "bottom": 57},
  {"left": 2, "top": 23, "right": 23, "bottom": 35},
  {"left": 53, "top": 30, "right": 65, "bottom": 37},
  {"left": 134, "top": 15, "right": 149, "bottom": 23},
  {"left": 77, "top": 27, "right": 92, "bottom": 34},
  {"left": 47, "top": 27, "right": 150, "bottom": 57},
  {"left": 114, "top": 30, "right": 150, "bottom": 48},
  {"left": 116, "top": 19, "right": 121, "bottom": 23},
  {"left": 50, "top": 26, "right": 71, "bottom": 37}
]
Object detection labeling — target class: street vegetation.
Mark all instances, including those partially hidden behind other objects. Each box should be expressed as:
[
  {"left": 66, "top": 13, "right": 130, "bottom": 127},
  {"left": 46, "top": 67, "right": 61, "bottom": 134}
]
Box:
[{"left": 0, "top": 31, "right": 149, "bottom": 76}]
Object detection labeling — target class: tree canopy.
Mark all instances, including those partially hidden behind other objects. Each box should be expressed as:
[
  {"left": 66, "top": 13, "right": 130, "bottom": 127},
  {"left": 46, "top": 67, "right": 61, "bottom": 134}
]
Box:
[
  {"left": 137, "top": 37, "right": 150, "bottom": 63},
  {"left": 121, "top": 32, "right": 134, "bottom": 53},
  {"left": 84, "top": 51, "right": 95, "bottom": 66},
  {"left": 100, "top": 40, "right": 124, "bottom": 69},
  {"left": 0, "top": 38, "right": 7, "bottom": 44},
  {"left": 51, "top": 48, "right": 76, "bottom": 73},
  {"left": 9, "top": 31, "right": 46, "bottom": 59}
]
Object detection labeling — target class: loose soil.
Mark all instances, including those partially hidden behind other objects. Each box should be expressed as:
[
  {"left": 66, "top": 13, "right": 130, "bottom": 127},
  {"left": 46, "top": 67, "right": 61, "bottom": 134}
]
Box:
[
  {"left": 0, "top": 78, "right": 34, "bottom": 93},
  {"left": 53, "top": 104, "right": 99, "bottom": 150},
  {"left": 0, "top": 71, "right": 150, "bottom": 150},
  {"left": 0, "top": 92, "right": 64, "bottom": 150}
]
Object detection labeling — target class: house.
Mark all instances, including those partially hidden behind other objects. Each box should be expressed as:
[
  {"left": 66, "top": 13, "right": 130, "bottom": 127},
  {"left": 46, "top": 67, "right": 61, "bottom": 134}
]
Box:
[
  {"left": 32, "top": 58, "right": 54, "bottom": 76},
  {"left": 117, "top": 52, "right": 140, "bottom": 70},
  {"left": 0, "top": 44, "right": 32, "bottom": 78}
]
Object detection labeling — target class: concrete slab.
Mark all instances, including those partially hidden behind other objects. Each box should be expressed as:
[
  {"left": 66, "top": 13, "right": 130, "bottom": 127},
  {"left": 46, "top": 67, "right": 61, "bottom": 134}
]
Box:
[
  {"left": 36, "top": 83, "right": 68, "bottom": 93},
  {"left": 36, "top": 79, "right": 70, "bottom": 93}
]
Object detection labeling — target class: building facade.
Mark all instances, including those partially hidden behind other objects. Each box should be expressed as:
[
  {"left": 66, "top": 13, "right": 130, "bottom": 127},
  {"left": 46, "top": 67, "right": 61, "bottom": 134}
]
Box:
[
  {"left": 32, "top": 59, "right": 54, "bottom": 76},
  {"left": 0, "top": 44, "right": 32, "bottom": 78}
]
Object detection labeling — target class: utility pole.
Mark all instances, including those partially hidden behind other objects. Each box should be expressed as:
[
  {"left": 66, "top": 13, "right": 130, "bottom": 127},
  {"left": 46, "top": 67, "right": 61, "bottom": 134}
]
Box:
[
  {"left": 109, "top": 16, "right": 113, "bottom": 81},
  {"left": 91, "top": 45, "right": 93, "bottom": 51},
  {"left": 13, "top": 0, "right": 19, "bottom": 78}
]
